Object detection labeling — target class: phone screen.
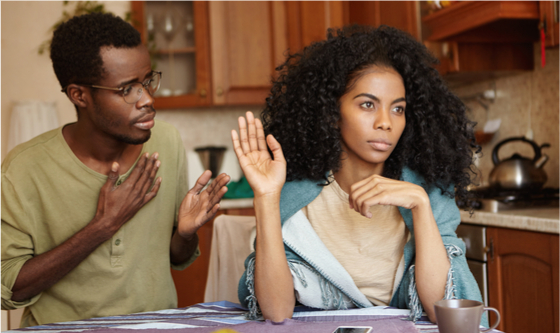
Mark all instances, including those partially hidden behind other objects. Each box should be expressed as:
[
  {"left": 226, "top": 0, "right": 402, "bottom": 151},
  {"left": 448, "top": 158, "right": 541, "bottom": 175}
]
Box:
[{"left": 332, "top": 326, "right": 373, "bottom": 333}]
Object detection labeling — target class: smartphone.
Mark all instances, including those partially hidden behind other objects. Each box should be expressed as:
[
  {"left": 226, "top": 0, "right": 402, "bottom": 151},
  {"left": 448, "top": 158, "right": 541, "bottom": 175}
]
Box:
[{"left": 332, "top": 326, "right": 373, "bottom": 333}]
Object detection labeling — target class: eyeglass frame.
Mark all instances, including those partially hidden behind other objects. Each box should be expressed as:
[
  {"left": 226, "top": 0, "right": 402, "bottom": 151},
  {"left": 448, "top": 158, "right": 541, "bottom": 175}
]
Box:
[{"left": 60, "top": 71, "right": 162, "bottom": 104}]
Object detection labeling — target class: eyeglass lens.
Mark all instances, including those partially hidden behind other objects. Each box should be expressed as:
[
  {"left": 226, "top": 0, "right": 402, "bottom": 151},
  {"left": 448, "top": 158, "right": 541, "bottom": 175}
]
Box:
[{"left": 123, "top": 72, "right": 161, "bottom": 104}]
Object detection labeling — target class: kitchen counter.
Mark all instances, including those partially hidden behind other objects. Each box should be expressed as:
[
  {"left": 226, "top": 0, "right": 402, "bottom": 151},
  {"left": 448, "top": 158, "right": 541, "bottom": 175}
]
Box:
[
  {"left": 219, "top": 198, "right": 254, "bottom": 210},
  {"left": 460, "top": 207, "right": 559, "bottom": 234}
]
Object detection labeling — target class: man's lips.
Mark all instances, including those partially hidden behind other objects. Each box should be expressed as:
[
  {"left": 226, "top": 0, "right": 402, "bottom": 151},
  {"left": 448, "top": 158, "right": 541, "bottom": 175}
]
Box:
[
  {"left": 368, "top": 140, "right": 392, "bottom": 151},
  {"left": 133, "top": 115, "right": 155, "bottom": 130}
]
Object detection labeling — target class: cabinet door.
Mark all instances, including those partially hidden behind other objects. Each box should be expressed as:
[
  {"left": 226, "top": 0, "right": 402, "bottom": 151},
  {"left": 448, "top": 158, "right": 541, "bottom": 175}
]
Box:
[
  {"left": 540, "top": 1, "right": 560, "bottom": 47},
  {"left": 209, "top": 1, "right": 288, "bottom": 105},
  {"left": 487, "top": 227, "right": 559, "bottom": 333},
  {"left": 131, "top": 1, "right": 212, "bottom": 109},
  {"left": 346, "top": 1, "right": 419, "bottom": 40}
]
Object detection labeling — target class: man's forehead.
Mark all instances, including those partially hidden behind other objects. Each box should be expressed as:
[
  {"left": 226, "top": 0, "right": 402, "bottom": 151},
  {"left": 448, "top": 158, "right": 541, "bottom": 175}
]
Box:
[{"left": 99, "top": 45, "right": 151, "bottom": 82}]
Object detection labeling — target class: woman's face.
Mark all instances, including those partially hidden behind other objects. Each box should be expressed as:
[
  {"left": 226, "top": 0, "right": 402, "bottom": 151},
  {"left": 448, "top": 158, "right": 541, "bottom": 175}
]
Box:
[{"left": 338, "top": 65, "right": 406, "bottom": 171}]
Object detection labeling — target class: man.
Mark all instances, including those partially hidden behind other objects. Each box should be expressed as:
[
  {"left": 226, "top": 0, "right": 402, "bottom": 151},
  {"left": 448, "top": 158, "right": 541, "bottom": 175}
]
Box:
[{"left": 1, "top": 13, "right": 230, "bottom": 327}]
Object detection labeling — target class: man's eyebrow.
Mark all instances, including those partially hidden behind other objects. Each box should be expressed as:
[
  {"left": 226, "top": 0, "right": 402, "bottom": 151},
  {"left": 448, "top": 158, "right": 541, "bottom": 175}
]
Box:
[
  {"left": 353, "top": 93, "right": 406, "bottom": 104},
  {"left": 117, "top": 71, "right": 154, "bottom": 87}
]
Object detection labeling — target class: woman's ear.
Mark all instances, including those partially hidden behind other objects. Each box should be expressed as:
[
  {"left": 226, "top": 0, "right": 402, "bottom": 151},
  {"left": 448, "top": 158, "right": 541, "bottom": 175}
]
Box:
[{"left": 65, "top": 84, "right": 89, "bottom": 108}]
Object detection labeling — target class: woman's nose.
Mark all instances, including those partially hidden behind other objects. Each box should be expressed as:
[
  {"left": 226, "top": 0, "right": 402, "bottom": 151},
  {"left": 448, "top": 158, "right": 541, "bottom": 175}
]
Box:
[{"left": 373, "top": 109, "right": 392, "bottom": 130}]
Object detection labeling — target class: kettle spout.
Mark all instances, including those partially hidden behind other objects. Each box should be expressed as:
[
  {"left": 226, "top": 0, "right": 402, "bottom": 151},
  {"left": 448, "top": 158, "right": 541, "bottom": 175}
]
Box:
[{"left": 535, "top": 154, "right": 549, "bottom": 169}]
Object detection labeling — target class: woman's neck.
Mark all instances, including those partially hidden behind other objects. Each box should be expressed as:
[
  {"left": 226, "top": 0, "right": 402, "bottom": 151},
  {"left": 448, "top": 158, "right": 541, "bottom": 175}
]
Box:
[{"left": 333, "top": 156, "right": 384, "bottom": 194}]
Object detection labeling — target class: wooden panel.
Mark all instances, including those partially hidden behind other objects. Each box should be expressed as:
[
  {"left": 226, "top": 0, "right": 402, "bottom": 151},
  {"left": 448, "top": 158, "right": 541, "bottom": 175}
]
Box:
[
  {"left": 347, "top": 1, "right": 419, "bottom": 40},
  {"left": 455, "top": 42, "right": 534, "bottom": 72},
  {"left": 487, "top": 227, "right": 559, "bottom": 333},
  {"left": 227, "top": 2, "right": 272, "bottom": 87},
  {"left": 300, "top": 2, "right": 328, "bottom": 47}
]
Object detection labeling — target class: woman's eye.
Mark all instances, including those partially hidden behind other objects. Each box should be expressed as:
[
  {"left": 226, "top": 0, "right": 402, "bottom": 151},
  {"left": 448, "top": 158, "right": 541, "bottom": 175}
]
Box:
[
  {"left": 393, "top": 106, "right": 405, "bottom": 114},
  {"left": 360, "top": 101, "right": 374, "bottom": 109}
]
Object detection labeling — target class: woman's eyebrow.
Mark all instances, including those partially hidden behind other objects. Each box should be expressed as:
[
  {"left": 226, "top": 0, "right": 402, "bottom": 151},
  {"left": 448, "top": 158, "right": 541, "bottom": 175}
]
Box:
[{"left": 353, "top": 93, "right": 406, "bottom": 105}]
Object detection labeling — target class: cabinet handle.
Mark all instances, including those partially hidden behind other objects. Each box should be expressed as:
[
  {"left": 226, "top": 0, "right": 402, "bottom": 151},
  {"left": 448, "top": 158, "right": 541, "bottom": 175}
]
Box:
[
  {"left": 200, "top": 89, "right": 207, "bottom": 98},
  {"left": 485, "top": 239, "right": 494, "bottom": 260},
  {"left": 216, "top": 87, "right": 223, "bottom": 97}
]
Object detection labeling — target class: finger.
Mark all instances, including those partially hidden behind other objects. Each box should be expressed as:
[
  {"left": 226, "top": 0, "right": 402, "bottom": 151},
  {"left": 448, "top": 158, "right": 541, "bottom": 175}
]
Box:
[
  {"left": 255, "top": 118, "right": 267, "bottom": 151},
  {"left": 238, "top": 116, "right": 251, "bottom": 154},
  {"left": 246, "top": 111, "right": 259, "bottom": 152},
  {"left": 206, "top": 184, "right": 229, "bottom": 211},
  {"left": 190, "top": 170, "right": 212, "bottom": 194},
  {"left": 104, "top": 162, "right": 120, "bottom": 191},
  {"left": 140, "top": 153, "right": 161, "bottom": 194},
  {"left": 205, "top": 173, "right": 230, "bottom": 198},
  {"left": 266, "top": 134, "right": 285, "bottom": 163},
  {"left": 144, "top": 177, "right": 162, "bottom": 203},
  {"left": 231, "top": 129, "right": 245, "bottom": 159}
]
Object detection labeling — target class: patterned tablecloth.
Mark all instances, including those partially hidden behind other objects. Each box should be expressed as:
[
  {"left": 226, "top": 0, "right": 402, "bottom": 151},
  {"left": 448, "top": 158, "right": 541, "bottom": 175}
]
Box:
[{"left": 7, "top": 301, "right": 502, "bottom": 333}]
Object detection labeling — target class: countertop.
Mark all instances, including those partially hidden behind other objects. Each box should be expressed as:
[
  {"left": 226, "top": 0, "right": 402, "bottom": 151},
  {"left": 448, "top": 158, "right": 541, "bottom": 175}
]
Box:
[
  {"left": 219, "top": 199, "right": 560, "bottom": 234},
  {"left": 460, "top": 207, "right": 559, "bottom": 234},
  {"left": 219, "top": 198, "right": 254, "bottom": 210}
]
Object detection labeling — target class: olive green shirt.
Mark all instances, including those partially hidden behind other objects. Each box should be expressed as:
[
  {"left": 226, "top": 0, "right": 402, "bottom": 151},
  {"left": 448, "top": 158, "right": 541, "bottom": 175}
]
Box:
[{"left": 1, "top": 120, "right": 198, "bottom": 327}]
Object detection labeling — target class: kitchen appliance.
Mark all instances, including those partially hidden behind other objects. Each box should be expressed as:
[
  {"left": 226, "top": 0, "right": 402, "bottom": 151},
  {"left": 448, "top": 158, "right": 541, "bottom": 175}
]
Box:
[
  {"left": 194, "top": 146, "right": 227, "bottom": 177},
  {"left": 488, "top": 136, "right": 550, "bottom": 191},
  {"left": 456, "top": 224, "right": 489, "bottom": 306}
]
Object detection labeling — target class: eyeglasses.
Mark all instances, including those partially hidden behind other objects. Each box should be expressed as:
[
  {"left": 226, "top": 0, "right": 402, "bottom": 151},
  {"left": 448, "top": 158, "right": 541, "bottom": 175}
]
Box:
[{"left": 61, "top": 71, "right": 162, "bottom": 104}]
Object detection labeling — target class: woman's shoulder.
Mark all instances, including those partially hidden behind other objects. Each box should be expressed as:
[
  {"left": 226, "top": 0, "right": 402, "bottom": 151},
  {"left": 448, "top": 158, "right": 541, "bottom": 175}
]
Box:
[{"left": 279, "top": 178, "right": 325, "bottom": 223}]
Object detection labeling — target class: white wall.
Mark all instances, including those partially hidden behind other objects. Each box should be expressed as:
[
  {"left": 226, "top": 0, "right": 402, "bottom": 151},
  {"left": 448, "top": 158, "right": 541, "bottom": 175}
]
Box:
[{"left": 1, "top": 1, "right": 130, "bottom": 161}]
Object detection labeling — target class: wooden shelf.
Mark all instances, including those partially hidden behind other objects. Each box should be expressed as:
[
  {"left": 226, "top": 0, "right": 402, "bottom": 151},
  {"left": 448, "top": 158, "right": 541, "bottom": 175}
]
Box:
[{"left": 423, "top": 1, "right": 540, "bottom": 42}]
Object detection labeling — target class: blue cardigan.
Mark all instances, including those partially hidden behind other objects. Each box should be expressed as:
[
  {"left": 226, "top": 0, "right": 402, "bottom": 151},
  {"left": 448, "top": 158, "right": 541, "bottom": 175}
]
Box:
[{"left": 237, "top": 167, "right": 485, "bottom": 325}]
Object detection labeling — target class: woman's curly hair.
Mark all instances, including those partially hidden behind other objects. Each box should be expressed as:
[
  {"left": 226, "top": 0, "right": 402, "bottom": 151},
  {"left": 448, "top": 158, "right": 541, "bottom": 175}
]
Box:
[{"left": 262, "top": 25, "right": 479, "bottom": 203}]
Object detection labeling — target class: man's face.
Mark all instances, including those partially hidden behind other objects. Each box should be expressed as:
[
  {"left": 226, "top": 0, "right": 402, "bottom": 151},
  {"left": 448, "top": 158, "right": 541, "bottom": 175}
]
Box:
[{"left": 88, "top": 45, "right": 156, "bottom": 145}]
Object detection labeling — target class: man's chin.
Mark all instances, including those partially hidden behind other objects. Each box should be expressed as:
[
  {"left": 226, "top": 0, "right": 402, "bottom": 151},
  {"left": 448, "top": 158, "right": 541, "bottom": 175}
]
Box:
[{"left": 117, "top": 131, "right": 151, "bottom": 145}]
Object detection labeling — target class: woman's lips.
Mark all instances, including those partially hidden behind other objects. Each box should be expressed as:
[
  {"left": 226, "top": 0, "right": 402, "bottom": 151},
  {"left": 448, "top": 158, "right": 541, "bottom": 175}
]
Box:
[
  {"left": 368, "top": 140, "right": 391, "bottom": 151},
  {"left": 134, "top": 119, "right": 155, "bottom": 130}
]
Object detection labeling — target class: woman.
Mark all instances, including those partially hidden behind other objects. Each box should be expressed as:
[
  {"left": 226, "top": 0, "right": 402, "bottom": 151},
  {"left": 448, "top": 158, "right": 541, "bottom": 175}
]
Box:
[{"left": 231, "top": 25, "right": 483, "bottom": 325}]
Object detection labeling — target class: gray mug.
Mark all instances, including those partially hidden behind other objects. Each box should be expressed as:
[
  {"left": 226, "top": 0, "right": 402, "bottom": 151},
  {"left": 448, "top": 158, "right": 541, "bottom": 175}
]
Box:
[{"left": 434, "top": 299, "right": 500, "bottom": 333}]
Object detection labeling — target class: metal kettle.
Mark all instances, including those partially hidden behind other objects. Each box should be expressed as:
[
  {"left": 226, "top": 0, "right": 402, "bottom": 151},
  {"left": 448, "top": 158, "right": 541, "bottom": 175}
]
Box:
[{"left": 488, "top": 136, "right": 550, "bottom": 191}]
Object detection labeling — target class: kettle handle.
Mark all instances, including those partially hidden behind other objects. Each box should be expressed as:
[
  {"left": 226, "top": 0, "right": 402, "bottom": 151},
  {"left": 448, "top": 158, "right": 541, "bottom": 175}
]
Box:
[{"left": 491, "top": 136, "right": 543, "bottom": 165}]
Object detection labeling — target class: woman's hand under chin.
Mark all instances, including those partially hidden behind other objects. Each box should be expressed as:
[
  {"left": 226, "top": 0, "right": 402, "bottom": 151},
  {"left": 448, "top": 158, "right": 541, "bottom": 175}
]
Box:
[
  {"left": 231, "top": 111, "right": 287, "bottom": 199},
  {"left": 348, "top": 174, "right": 430, "bottom": 218}
]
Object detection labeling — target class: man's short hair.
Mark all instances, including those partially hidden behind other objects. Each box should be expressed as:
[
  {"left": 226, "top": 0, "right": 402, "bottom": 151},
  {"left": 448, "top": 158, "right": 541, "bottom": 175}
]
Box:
[{"left": 50, "top": 12, "right": 142, "bottom": 90}]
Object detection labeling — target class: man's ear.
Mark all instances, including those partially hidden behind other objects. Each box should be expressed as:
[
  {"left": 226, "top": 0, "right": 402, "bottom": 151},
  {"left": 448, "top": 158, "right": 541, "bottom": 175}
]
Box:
[{"left": 65, "top": 84, "right": 90, "bottom": 108}]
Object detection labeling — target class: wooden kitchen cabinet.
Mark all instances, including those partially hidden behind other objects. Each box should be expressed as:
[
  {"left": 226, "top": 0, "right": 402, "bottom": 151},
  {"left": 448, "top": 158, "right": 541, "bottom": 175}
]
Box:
[
  {"left": 208, "top": 1, "right": 289, "bottom": 105},
  {"left": 131, "top": 1, "right": 212, "bottom": 109},
  {"left": 540, "top": 1, "right": 560, "bottom": 47},
  {"left": 171, "top": 207, "right": 255, "bottom": 307},
  {"left": 487, "top": 227, "right": 559, "bottom": 333},
  {"left": 421, "top": 1, "right": 541, "bottom": 83}
]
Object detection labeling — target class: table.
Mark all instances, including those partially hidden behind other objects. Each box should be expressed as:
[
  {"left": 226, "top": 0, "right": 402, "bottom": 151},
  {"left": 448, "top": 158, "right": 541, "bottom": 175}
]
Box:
[{"left": 6, "top": 301, "right": 502, "bottom": 333}]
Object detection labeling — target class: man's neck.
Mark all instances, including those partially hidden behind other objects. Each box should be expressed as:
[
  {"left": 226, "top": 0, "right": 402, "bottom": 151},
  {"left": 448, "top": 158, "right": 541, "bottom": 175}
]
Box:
[{"left": 62, "top": 122, "right": 144, "bottom": 176}]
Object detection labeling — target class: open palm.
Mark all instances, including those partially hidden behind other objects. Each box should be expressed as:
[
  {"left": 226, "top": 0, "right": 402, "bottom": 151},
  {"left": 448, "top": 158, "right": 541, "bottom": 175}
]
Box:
[{"left": 231, "top": 111, "right": 286, "bottom": 197}]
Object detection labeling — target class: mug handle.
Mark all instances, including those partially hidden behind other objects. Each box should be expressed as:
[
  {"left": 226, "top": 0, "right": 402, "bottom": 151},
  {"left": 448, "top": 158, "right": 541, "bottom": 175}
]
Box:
[{"left": 480, "top": 307, "right": 501, "bottom": 332}]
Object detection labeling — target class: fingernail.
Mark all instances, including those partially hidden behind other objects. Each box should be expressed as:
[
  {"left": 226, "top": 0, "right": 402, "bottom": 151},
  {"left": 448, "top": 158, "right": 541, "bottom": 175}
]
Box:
[
  {"left": 156, "top": 161, "right": 161, "bottom": 168},
  {"left": 156, "top": 177, "right": 162, "bottom": 184},
  {"left": 111, "top": 162, "right": 118, "bottom": 172},
  {"left": 153, "top": 152, "right": 159, "bottom": 159},
  {"left": 367, "top": 212, "right": 372, "bottom": 218},
  {"left": 145, "top": 152, "right": 149, "bottom": 158}
]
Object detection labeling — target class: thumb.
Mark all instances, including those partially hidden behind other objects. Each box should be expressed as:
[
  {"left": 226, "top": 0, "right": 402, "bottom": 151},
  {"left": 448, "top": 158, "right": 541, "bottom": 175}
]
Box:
[
  {"left": 105, "top": 162, "right": 120, "bottom": 186},
  {"left": 267, "top": 134, "right": 285, "bottom": 163}
]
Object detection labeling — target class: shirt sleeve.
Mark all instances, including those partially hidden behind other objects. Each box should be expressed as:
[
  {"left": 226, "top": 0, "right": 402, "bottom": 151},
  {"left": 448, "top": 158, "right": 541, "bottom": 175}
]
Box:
[{"left": 1, "top": 176, "right": 41, "bottom": 310}]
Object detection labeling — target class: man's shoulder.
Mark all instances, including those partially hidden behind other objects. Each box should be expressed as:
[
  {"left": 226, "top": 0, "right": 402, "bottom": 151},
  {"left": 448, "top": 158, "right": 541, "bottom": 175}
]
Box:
[
  {"left": 149, "top": 120, "right": 182, "bottom": 145},
  {"left": 2, "top": 127, "right": 62, "bottom": 174}
]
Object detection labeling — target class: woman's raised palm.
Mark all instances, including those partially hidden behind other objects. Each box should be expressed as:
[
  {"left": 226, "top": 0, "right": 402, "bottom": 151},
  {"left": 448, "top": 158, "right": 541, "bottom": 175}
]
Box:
[{"left": 231, "top": 112, "right": 286, "bottom": 197}]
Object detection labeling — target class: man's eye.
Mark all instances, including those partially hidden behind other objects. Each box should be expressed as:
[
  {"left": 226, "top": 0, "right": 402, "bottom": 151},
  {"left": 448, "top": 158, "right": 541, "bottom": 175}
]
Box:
[{"left": 122, "top": 85, "right": 134, "bottom": 96}]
